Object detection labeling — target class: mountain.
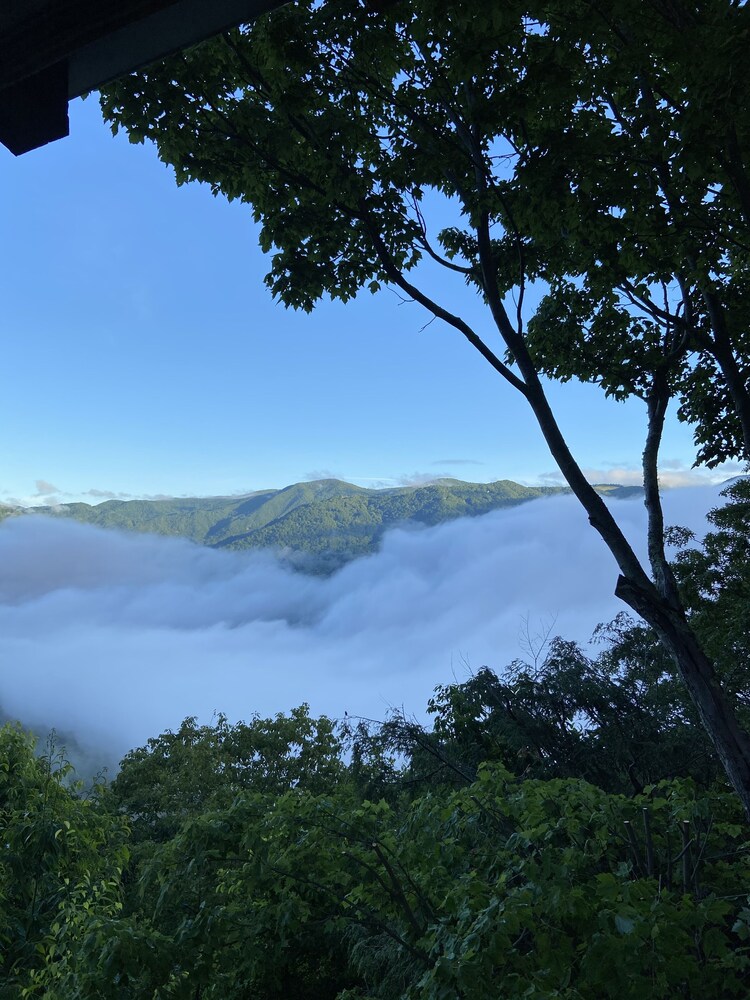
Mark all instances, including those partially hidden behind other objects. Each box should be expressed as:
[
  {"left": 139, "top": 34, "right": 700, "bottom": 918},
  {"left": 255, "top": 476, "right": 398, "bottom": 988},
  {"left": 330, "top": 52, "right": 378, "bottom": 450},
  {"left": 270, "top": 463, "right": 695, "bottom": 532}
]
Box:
[
  {"left": 2, "top": 478, "right": 641, "bottom": 572},
  {"left": 214, "top": 479, "right": 568, "bottom": 568}
]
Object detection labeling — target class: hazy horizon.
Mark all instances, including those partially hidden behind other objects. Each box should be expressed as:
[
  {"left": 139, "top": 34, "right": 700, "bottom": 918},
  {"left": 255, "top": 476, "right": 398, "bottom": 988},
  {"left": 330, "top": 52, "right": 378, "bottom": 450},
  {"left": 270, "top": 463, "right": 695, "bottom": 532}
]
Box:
[{"left": 3, "top": 468, "right": 746, "bottom": 512}]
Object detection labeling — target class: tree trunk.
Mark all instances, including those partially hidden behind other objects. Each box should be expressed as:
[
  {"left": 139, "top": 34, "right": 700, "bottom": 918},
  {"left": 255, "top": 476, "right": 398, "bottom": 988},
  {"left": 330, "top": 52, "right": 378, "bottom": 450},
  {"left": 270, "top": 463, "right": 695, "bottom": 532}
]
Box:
[
  {"left": 507, "top": 343, "right": 750, "bottom": 821},
  {"left": 616, "top": 575, "right": 750, "bottom": 819},
  {"left": 380, "top": 182, "right": 750, "bottom": 820}
]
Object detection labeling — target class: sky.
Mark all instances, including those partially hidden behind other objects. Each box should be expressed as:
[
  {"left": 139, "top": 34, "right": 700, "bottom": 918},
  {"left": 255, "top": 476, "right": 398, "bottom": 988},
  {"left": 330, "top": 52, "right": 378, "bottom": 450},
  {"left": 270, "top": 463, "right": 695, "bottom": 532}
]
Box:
[
  {"left": 0, "top": 485, "right": 727, "bottom": 771},
  {"left": 0, "top": 95, "right": 740, "bottom": 507}
]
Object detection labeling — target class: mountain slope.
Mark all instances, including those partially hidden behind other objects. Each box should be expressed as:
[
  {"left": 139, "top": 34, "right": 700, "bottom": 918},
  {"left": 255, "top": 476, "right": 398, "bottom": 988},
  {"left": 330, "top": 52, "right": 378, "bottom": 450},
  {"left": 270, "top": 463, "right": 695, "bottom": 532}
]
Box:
[
  {"left": 36, "top": 479, "right": 366, "bottom": 547},
  {"left": 6, "top": 478, "right": 640, "bottom": 571},
  {"left": 217, "top": 479, "right": 568, "bottom": 567}
]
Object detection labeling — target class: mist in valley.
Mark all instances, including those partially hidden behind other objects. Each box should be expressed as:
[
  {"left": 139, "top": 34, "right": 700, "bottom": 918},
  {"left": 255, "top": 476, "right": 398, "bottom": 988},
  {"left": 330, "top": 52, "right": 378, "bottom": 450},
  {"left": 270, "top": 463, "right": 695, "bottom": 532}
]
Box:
[{"left": 0, "top": 485, "right": 726, "bottom": 771}]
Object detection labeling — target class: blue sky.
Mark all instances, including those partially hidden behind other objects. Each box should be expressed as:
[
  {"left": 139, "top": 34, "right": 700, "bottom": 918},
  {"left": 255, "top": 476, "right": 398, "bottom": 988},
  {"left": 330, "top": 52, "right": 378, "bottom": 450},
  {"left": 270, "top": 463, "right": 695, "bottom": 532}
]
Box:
[{"left": 0, "top": 95, "right": 725, "bottom": 507}]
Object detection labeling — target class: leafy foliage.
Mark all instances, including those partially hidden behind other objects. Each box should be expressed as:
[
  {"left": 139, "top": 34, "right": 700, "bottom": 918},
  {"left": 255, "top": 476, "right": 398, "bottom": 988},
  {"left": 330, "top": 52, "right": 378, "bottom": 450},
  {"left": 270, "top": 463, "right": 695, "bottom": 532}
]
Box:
[
  {"left": 100, "top": 0, "right": 750, "bottom": 468},
  {"left": 418, "top": 628, "right": 721, "bottom": 795},
  {"left": 111, "top": 705, "right": 344, "bottom": 842},
  {"left": 673, "top": 477, "right": 750, "bottom": 714},
  {"left": 5, "top": 592, "right": 750, "bottom": 999},
  {"left": 21, "top": 736, "right": 750, "bottom": 999},
  {"left": 0, "top": 726, "right": 127, "bottom": 998}
]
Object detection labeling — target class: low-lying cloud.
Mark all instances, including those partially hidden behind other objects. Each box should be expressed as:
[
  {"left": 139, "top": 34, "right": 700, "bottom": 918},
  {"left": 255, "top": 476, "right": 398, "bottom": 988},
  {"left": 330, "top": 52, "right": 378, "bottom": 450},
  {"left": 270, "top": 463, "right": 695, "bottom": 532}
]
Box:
[{"left": 0, "top": 486, "right": 725, "bottom": 770}]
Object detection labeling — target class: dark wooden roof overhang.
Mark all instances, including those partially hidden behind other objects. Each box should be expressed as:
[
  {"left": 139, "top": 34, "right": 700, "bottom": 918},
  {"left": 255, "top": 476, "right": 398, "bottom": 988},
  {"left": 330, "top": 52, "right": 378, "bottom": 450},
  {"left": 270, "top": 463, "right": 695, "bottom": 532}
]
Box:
[{"left": 0, "top": 0, "right": 285, "bottom": 155}]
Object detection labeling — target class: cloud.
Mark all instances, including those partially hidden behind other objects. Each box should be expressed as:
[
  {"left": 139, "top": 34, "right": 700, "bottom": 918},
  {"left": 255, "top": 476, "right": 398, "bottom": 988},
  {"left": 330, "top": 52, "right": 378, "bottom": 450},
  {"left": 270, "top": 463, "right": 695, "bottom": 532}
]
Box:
[
  {"left": 6, "top": 480, "right": 76, "bottom": 509},
  {"left": 0, "top": 486, "right": 723, "bottom": 772},
  {"left": 84, "top": 490, "right": 176, "bottom": 502},
  {"left": 536, "top": 465, "right": 645, "bottom": 487},
  {"left": 656, "top": 459, "right": 748, "bottom": 486},
  {"left": 83, "top": 489, "right": 122, "bottom": 500},
  {"left": 347, "top": 477, "right": 400, "bottom": 488},
  {"left": 10, "top": 487, "right": 136, "bottom": 508},
  {"left": 395, "top": 472, "right": 443, "bottom": 486},
  {"left": 34, "top": 480, "right": 60, "bottom": 496},
  {"left": 345, "top": 473, "right": 448, "bottom": 488}
]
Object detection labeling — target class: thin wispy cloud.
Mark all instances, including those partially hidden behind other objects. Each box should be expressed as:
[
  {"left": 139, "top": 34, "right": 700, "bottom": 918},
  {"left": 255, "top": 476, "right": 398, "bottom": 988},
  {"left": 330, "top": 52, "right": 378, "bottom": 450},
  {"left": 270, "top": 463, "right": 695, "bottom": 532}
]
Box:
[
  {"left": 348, "top": 477, "right": 397, "bottom": 486},
  {"left": 34, "top": 480, "right": 60, "bottom": 497},
  {"left": 0, "top": 487, "right": 723, "bottom": 770},
  {"left": 84, "top": 489, "right": 117, "bottom": 499},
  {"left": 83, "top": 489, "right": 133, "bottom": 500},
  {"left": 13, "top": 486, "right": 184, "bottom": 508},
  {"left": 395, "top": 472, "right": 443, "bottom": 486}
]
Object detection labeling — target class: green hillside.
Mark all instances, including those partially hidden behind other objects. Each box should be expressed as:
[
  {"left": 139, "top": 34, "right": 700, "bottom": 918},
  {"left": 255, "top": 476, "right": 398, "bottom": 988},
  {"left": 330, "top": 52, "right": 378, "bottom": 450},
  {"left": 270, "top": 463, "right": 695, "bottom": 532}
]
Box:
[
  {"left": 6, "top": 478, "right": 639, "bottom": 571},
  {"left": 46, "top": 479, "right": 366, "bottom": 546},
  {"left": 218, "top": 479, "right": 568, "bottom": 568}
]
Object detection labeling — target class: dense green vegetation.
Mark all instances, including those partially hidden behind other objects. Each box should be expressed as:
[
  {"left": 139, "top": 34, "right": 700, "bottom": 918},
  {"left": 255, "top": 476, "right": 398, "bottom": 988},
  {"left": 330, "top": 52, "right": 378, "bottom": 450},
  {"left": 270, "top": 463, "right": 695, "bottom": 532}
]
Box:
[
  {"left": 3, "top": 479, "right": 637, "bottom": 571},
  {"left": 2, "top": 650, "right": 749, "bottom": 997},
  {"left": 2, "top": 484, "right": 749, "bottom": 997},
  {"left": 217, "top": 479, "right": 575, "bottom": 567}
]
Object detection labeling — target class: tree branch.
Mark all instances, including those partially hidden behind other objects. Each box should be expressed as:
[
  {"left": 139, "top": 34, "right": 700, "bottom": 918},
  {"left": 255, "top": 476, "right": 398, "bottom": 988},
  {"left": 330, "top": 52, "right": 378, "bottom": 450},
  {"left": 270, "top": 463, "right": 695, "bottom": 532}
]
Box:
[
  {"left": 359, "top": 208, "right": 529, "bottom": 396},
  {"left": 642, "top": 372, "right": 682, "bottom": 607},
  {"left": 370, "top": 841, "right": 425, "bottom": 939}
]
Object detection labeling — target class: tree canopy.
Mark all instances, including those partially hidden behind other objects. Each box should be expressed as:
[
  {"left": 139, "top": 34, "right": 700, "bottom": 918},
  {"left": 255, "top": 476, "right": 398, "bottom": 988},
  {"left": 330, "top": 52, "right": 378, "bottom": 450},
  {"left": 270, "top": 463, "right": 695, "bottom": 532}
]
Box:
[
  {"left": 5, "top": 636, "right": 750, "bottom": 999},
  {"left": 101, "top": 0, "right": 750, "bottom": 463},
  {"left": 100, "top": 0, "right": 750, "bottom": 815}
]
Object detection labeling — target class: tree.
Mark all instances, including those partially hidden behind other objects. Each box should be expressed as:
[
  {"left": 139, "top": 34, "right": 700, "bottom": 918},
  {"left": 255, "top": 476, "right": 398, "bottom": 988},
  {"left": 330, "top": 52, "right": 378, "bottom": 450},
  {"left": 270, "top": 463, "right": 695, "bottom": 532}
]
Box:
[
  {"left": 12, "top": 706, "right": 750, "bottom": 997},
  {"left": 111, "top": 705, "right": 344, "bottom": 842},
  {"left": 92, "top": 754, "right": 750, "bottom": 998},
  {"left": 0, "top": 725, "right": 128, "bottom": 998},
  {"left": 100, "top": 0, "right": 750, "bottom": 814},
  {"left": 419, "top": 631, "right": 721, "bottom": 794},
  {"left": 673, "top": 478, "right": 750, "bottom": 711},
  {"left": 342, "top": 610, "right": 728, "bottom": 801}
]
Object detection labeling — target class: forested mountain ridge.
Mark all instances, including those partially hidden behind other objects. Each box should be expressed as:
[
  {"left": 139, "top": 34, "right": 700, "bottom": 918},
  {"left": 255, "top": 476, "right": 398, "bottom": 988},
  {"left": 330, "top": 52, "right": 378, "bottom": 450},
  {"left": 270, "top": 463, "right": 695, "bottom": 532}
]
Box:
[{"left": 0, "top": 478, "right": 641, "bottom": 569}]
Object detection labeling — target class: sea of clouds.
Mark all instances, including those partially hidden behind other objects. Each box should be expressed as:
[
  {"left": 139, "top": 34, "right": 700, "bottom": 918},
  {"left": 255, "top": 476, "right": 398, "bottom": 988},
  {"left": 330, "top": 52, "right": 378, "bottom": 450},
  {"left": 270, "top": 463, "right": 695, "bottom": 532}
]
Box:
[{"left": 0, "top": 485, "right": 728, "bottom": 771}]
